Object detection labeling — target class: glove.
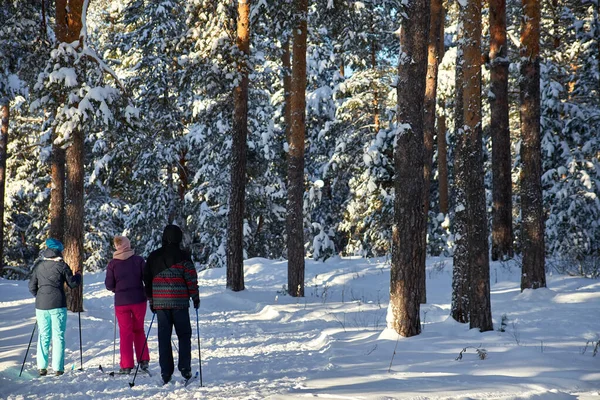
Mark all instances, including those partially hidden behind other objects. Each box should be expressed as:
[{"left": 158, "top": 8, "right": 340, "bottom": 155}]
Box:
[
  {"left": 193, "top": 297, "right": 200, "bottom": 309},
  {"left": 71, "top": 271, "right": 82, "bottom": 284}
]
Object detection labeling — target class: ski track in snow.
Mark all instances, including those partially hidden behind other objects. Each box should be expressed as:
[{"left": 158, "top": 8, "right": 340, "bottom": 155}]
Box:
[{"left": 0, "top": 257, "right": 599, "bottom": 399}]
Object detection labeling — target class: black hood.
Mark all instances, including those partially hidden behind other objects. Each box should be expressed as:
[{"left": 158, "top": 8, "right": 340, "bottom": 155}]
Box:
[
  {"left": 162, "top": 224, "right": 183, "bottom": 246},
  {"left": 42, "top": 248, "right": 62, "bottom": 258}
]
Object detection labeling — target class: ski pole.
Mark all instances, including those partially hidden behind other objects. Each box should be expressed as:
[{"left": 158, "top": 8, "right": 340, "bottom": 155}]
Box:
[
  {"left": 78, "top": 311, "right": 83, "bottom": 370},
  {"left": 19, "top": 322, "right": 37, "bottom": 377},
  {"left": 129, "top": 312, "right": 155, "bottom": 388},
  {"left": 195, "top": 308, "right": 203, "bottom": 387},
  {"left": 111, "top": 309, "right": 117, "bottom": 376}
]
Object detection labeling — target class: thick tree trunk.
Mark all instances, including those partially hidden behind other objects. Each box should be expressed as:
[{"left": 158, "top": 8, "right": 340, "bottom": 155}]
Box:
[
  {"left": 437, "top": 114, "right": 448, "bottom": 215},
  {"left": 0, "top": 102, "right": 8, "bottom": 272},
  {"left": 451, "top": 20, "right": 469, "bottom": 324},
  {"left": 287, "top": 0, "right": 308, "bottom": 297},
  {"left": 462, "top": 0, "right": 492, "bottom": 332},
  {"left": 227, "top": 0, "right": 251, "bottom": 292},
  {"left": 49, "top": 142, "right": 65, "bottom": 241},
  {"left": 420, "top": 0, "right": 444, "bottom": 304},
  {"left": 64, "top": 128, "right": 84, "bottom": 313},
  {"left": 520, "top": 0, "right": 546, "bottom": 291},
  {"left": 489, "top": 0, "right": 514, "bottom": 261},
  {"left": 390, "top": 0, "right": 429, "bottom": 337},
  {"left": 57, "top": 0, "right": 86, "bottom": 313}
]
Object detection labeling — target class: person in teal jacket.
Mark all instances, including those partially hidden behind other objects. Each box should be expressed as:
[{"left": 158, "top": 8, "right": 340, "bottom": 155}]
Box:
[{"left": 28, "top": 238, "right": 81, "bottom": 376}]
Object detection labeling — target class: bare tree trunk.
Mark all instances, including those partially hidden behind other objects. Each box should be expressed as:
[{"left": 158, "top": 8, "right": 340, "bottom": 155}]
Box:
[
  {"left": 56, "top": 0, "right": 84, "bottom": 44},
  {"left": 49, "top": 142, "right": 65, "bottom": 241},
  {"left": 177, "top": 150, "right": 188, "bottom": 202},
  {"left": 173, "top": 149, "right": 189, "bottom": 232},
  {"left": 420, "top": 0, "right": 444, "bottom": 304},
  {"left": 57, "top": 0, "right": 85, "bottom": 313},
  {"left": 451, "top": 17, "right": 469, "bottom": 324},
  {"left": 41, "top": 0, "right": 48, "bottom": 40},
  {"left": 287, "top": 0, "right": 308, "bottom": 297},
  {"left": 437, "top": 113, "right": 449, "bottom": 215},
  {"left": 282, "top": 38, "right": 292, "bottom": 142},
  {"left": 0, "top": 102, "right": 8, "bottom": 272},
  {"left": 520, "top": 0, "right": 546, "bottom": 291},
  {"left": 370, "top": 11, "right": 380, "bottom": 133},
  {"left": 227, "top": 0, "right": 251, "bottom": 292},
  {"left": 462, "top": 0, "right": 492, "bottom": 332},
  {"left": 390, "top": 0, "right": 429, "bottom": 337},
  {"left": 489, "top": 0, "right": 514, "bottom": 261},
  {"left": 64, "top": 127, "right": 84, "bottom": 312}
]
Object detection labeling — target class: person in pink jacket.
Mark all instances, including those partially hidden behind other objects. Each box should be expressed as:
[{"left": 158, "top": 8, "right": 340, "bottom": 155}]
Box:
[{"left": 105, "top": 236, "right": 150, "bottom": 374}]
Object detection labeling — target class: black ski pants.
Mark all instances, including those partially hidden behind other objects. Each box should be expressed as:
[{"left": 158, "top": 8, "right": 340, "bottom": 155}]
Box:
[{"left": 156, "top": 308, "right": 192, "bottom": 378}]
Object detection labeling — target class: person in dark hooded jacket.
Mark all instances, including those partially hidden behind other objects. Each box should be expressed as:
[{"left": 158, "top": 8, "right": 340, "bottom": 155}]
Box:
[
  {"left": 143, "top": 225, "right": 199, "bottom": 384},
  {"left": 29, "top": 238, "right": 82, "bottom": 376}
]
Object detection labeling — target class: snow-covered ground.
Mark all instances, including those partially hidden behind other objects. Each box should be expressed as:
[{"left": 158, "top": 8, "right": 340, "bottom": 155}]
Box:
[{"left": 1, "top": 257, "right": 599, "bottom": 399}]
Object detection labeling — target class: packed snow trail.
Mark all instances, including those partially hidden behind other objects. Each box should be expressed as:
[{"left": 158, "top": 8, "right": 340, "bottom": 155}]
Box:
[{"left": 1, "top": 257, "right": 599, "bottom": 399}]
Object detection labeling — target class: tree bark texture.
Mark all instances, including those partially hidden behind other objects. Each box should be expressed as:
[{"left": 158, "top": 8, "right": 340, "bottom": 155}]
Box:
[
  {"left": 0, "top": 103, "right": 8, "bottom": 272},
  {"left": 462, "top": 0, "right": 493, "bottom": 332},
  {"left": 56, "top": 0, "right": 84, "bottom": 43},
  {"left": 520, "top": 0, "right": 546, "bottom": 291},
  {"left": 57, "top": 0, "right": 86, "bottom": 313},
  {"left": 282, "top": 39, "right": 292, "bottom": 142},
  {"left": 489, "top": 0, "right": 514, "bottom": 261},
  {"left": 64, "top": 128, "right": 84, "bottom": 313},
  {"left": 451, "top": 22, "right": 469, "bottom": 324},
  {"left": 420, "top": 0, "right": 444, "bottom": 304},
  {"left": 390, "top": 0, "right": 430, "bottom": 337},
  {"left": 227, "top": 0, "right": 251, "bottom": 292},
  {"left": 437, "top": 114, "right": 449, "bottom": 215},
  {"left": 287, "top": 0, "right": 308, "bottom": 297},
  {"left": 49, "top": 141, "right": 65, "bottom": 242}
]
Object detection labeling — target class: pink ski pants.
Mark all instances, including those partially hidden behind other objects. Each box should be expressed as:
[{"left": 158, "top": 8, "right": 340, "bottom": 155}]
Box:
[{"left": 115, "top": 301, "right": 150, "bottom": 369}]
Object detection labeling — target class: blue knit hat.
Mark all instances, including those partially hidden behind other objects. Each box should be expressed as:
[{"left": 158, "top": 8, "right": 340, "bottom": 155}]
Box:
[{"left": 46, "top": 238, "right": 64, "bottom": 252}]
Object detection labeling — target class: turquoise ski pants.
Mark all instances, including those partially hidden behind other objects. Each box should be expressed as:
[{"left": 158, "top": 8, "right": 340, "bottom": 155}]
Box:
[{"left": 35, "top": 308, "right": 67, "bottom": 372}]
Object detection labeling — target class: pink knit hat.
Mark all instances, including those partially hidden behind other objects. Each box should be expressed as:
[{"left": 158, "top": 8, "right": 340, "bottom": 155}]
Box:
[{"left": 113, "top": 236, "right": 135, "bottom": 260}]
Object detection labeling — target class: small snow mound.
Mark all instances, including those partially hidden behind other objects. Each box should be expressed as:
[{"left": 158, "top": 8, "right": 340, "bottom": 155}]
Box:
[
  {"left": 515, "top": 287, "right": 555, "bottom": 301},
  {"left": 506, "top": 389, "right": 578, "bottom": 399}
]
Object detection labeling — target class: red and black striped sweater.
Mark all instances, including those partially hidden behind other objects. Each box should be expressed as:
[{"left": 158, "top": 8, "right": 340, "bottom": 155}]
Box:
[{"left": 145, "top": 259, "right": 199, "bottom": 310}]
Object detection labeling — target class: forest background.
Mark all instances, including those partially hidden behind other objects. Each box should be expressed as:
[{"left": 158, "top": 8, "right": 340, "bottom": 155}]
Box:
[{"left": 0, "top": 0, "right": 599, "bottom": 325}]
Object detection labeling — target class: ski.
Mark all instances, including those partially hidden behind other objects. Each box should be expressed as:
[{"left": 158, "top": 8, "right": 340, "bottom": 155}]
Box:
[
  {"left": 184, "top": 371, "right": 199, "bottom": 388},
  {"left": 98, "top": 365, "right": 116, "bottom": 376},
  {"left": 99, "top": 365, "right": 149, "bottom": 377}
]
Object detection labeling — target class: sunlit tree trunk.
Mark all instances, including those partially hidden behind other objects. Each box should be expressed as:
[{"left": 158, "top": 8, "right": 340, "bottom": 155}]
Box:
[
  {"left": 282, "top": 38, "right": 292, "bottom": 142},
  {"left": 420, "top": 0, "right": 444, "bottom": 304},
  {"left": 57, "top": 0, "right": 85, "bottom": 313},
  {"left": 390, "top": 0, "right": 429, "bottom": 338},
  {"left": 520, "top": 0, "right": 546, "bottom": 291},
  {"left": 489, "top": 0, "right": 514, "bottom": 261},
  {"left": 227, "top": 0, "right": 251, "bottom": 292},
  {"left": 287, "top": 0, "right": 308, "bottom": 297}
]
